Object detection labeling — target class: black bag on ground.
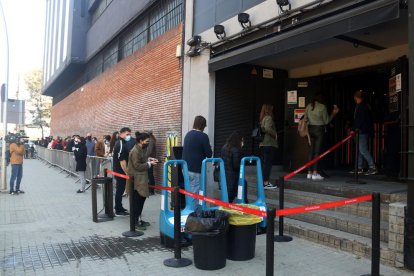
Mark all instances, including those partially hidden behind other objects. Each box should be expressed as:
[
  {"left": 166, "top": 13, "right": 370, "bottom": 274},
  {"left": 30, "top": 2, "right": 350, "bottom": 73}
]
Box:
[{"left": 185, "top": 210, "right": 229, "bottom": 233}]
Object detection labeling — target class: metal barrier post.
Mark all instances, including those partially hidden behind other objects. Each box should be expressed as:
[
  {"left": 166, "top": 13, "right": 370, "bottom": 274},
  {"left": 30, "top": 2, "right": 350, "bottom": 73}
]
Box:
[
  {"left": 164, "top": 186, "right": 192, "bottom": 267},
  {"left": 92, "top": 178, "right": 98, "bottom": 223},
  {"left": 362, "top": 192, "right": 381, "bottom": 276},
  {"left": 266, "top": 208, "right": 276, "bottom": 276},
  {"left": 274, "top": 177, "right": 293, "bottom": 242},
  {"left": 103, "top": 169, "right": 115, "bottom": 218},
  {"left": 122, "top": 176, "right": 144, "bottom": 237},
  {"left": 348, "top": 130, "right": 366, "bottom": 184}
]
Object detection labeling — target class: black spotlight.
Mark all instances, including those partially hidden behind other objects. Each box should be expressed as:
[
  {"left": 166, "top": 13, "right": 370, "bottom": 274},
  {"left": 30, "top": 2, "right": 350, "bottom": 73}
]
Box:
[
  {"left": 238, "top": 13, "right": 251, "bottom": 29},
  {"left": 187, "top": 35, "right": 201, "bottom": 47},
  {"left": 187, "top": 47, "right": 200, "bottom": 57},
  {"left": 277, "top": 0, "right": 291, "bottom": 12},
  {"left": 214, "top": 25, "right": 226, "bottom": 40}
]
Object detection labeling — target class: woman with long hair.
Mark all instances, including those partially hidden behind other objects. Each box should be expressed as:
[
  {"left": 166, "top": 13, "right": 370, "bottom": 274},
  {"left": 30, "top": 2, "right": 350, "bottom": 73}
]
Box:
[
  {"left": 221, "top": 131, "right": 244, "bottom": 202},
  {"left": 127, "top": 132, "right": 158, "bottom": 230},
  {"left": 109, "top": 131, "right": 119, "bottom": 156},
  {"left": 305, "top": 94, "right": 339, "bottom": 180},
  {"left": 259, "top": 104, "right": 278, "bottom": 189}
]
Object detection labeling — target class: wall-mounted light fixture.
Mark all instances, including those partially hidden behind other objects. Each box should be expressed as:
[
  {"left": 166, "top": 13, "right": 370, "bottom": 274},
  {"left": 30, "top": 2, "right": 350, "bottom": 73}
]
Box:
[
  {"left": 214, "top": 25, "right": 226, "bottom": 40},
  {"left": 277, "top": 0, "right": 291, "bottom": 12},
  {"left": 238, "top": 13, "right": 251, "bottom": 29},
  {"left": 187, "top": 35, "right": 201, "bottom": 47}
]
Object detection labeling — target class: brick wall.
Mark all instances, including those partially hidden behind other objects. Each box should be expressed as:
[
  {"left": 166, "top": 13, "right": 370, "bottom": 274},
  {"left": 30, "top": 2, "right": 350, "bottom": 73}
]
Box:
[{"left": 50, "top": 24, "right": 183, "bottom": 184}]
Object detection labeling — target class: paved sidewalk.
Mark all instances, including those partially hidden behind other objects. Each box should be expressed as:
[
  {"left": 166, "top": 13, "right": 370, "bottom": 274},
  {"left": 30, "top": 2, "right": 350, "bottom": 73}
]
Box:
[{"left": 0, "top": 159, "right": 412, "bottom": 276}]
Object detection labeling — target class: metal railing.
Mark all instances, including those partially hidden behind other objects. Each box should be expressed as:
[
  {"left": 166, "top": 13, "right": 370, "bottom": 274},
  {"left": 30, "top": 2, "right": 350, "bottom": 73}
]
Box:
[{"left": 37, "top": 147, "right": 113, "bottom": 182}]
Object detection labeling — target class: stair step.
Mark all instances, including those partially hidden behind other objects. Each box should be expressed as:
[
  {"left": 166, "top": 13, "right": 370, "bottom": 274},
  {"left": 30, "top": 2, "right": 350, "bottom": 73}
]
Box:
[
  {"left": 247, "top": 185, "right": 389, "bottom": 221},
  {"left": 253, "top": 195, "right": 389, "bottom": 242},
  {"left": 276, "top": 218, "right": 394, "bottom": 266}
]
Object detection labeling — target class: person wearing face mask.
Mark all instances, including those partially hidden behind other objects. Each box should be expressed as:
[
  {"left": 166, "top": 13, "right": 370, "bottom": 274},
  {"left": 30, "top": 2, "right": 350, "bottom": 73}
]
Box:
[
  {"left": 127, "top": 132, "right": 158, "bottom": 230},
  {"left": 85, "top": 133, "right": 96, "bottom": 156},
  {"left": 9, "top": 138, "right": 26, "bottom": 195},
  {"left": 113, "top": 127, "right": 132, "bottom": 216},
  {"left": 73, "top": 135, "right": 88, "bottom": 193},
  {"left": 103, "top": 135, "right": 111, "bottom": 157}
]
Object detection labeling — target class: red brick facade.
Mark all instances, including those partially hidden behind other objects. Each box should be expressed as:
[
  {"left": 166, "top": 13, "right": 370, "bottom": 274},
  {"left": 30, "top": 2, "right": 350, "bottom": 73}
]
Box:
[{"left": 50, "top": 25, "right": 183, "bottom": 182}]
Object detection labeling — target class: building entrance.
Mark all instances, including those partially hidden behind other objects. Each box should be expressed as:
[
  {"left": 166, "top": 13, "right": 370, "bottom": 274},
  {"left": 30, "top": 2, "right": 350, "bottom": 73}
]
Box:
[{"left": 284, "top": 60, "right": 407, "bottom": 178}]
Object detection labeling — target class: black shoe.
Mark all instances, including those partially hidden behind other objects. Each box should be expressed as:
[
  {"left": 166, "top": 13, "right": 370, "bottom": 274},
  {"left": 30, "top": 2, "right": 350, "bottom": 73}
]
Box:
[
  {"left": 365, "top": 168, "right": 378, "bottom": 175},
  {"left": 115, "top": 211, "right": 129, "bottom": 216},
  {"left": 140, "top": 220, "right": 150, "bottom": 227},
  {"left": 135, "top": 221, "right": 147, "bottom": 231},
  {"left": 76, "top": 189, "right": 84, "bottom": 193},
  {"left": 16, "top": 190, "right": 24, "bottom": 194}
]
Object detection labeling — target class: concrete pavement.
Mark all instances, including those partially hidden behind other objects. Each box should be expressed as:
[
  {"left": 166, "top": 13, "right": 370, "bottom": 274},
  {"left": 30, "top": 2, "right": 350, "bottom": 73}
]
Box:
[{"left": 0, "top": 159, "right": 412, "bottom": 276}]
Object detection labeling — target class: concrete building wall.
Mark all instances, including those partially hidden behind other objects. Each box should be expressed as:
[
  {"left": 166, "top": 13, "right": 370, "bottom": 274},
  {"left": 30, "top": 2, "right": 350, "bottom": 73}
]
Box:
[{"left": 50, "top": 25, "right": 183, "bottom": 181}]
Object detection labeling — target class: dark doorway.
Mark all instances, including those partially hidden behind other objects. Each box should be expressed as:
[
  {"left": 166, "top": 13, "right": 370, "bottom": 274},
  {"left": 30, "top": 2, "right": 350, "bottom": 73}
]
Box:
[{"left": 214, "top": 64, "right": 287, "bottom": 165}]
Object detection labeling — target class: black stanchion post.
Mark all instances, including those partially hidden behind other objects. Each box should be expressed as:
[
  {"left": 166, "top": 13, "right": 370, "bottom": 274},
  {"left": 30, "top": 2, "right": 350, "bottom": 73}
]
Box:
[
  {"left": 266, "top": 208, "right": 276, "bottom": 276},
  {"left": 122, "top": 176, "right": 144, "bottom": 237},
  {"left": 92, "top": 178, "right": 98, "bottom": 223},
  {"left": 275, "top": 177, "right": 293, "bottom": 242},
  {"left": 362, "top": 192, "right": 381, "bottom": 276},
  {"left": 164, "top": 187, "right": 192, "bottom": 267},
  {"left": 348, "top": 130, "right": 366, "bottom": 184}
]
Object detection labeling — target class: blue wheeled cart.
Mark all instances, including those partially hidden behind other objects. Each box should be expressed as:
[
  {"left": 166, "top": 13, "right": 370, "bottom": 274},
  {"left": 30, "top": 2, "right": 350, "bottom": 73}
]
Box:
[
  {"left": 235, "top": 156, "right": 267, "bottom": 228},
  {"left": 199, "top": 158, "right": 229, "bottom": 210},
  {"left": 160, "top": 160, "right": 193, "bottom": 248}
]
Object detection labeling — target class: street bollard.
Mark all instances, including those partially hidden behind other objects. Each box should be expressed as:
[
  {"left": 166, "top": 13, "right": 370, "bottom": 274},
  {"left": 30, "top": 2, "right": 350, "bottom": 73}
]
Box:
[
  {"left": 122, "top": 176, "right": 144, "bottom": 237},
  {"left": 347, "top": 130, "right": 366, "bottom": 184},
  {"left": 163, "top": 186, "right": 192, "bottom": 267},
  {"left": 266, "top": 208, "right": 276, "bottom": 276},
  {"left": 274, "top": 177, "right": 293, "bottom": 242}
]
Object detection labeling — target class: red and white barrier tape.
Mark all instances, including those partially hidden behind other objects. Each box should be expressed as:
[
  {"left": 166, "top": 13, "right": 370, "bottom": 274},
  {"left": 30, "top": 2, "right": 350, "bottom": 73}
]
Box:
[
  {"left": 284, "top": 132, "right": 355, "bottom": 181},
  {"left": 106, "top": 168, "right": 373, "bottom": 218},
  {"left": 276, "top": 194, "right": 372, "bottom": 217}
]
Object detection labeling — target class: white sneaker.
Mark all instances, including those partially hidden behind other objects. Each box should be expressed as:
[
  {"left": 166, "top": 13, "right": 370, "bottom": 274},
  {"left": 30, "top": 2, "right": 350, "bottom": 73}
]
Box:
[
  {"left": 312, "top": 174, "right": 324, "bottom": 181},
  {"left": 307, "top": 174, "right": 312, "bottom": 180}
]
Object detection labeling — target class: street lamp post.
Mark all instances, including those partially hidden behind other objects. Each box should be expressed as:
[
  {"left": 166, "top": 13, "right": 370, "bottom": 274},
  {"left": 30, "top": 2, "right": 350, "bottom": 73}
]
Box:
[{"left": 0, "top": 0, "right": 9, "bottom": 192}]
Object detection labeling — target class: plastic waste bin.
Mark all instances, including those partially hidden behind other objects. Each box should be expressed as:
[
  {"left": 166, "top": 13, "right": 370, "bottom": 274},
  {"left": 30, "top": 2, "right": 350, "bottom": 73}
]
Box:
[
  {"left": 185, "top": 210, "right": 229, "bottom": 270},
  {"left": 220, "top": 205, "right": 262, "bottom": 261}
]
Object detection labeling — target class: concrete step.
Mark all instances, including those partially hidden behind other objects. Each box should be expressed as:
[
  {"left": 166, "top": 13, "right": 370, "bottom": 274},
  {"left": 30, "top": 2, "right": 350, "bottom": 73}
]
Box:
[
  {"left": 276, "top": 218, "right": 395, "bottom": 266},
  {"left": 247, "top": 184, "right": 389, "bottom": 221},
  {"left": 251, "top": 195, "right": 389, "bottom": 242}
]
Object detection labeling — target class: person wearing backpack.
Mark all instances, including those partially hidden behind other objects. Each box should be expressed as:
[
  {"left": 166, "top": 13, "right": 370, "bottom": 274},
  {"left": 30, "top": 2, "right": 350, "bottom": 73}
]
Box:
[
  {"left": 259, "top": 104, "right": 279, "bottom": 189},
  {"left": 305, "top": 94, "right": 339, "bottom": 180}
]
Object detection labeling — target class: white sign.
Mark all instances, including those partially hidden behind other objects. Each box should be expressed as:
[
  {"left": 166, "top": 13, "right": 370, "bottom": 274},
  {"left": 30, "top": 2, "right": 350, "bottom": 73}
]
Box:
[
  {"left": 287, "top": 90, "right": 297, "bottom": 104},
  {"left": 263, "top": 69, "right": 274, "bottom": 79},
  {"left": 298, "top": 81, "right": 308, "bottom": 88},
  {"left": 396, "top": 73, "right": 402, "bottom": 92},
  {"left": 298, "top": 97, "right": 306, "bottom": 108}
]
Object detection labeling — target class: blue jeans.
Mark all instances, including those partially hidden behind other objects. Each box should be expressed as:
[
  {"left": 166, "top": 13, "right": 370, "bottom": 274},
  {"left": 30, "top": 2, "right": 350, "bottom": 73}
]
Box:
[
  {"left": 10, "top": 164, "right": 23, "bottom": 192},
  {"left": 358, "top": 134, "right": 375, "bottom": 169},
  {"left": 188, "top": 171, "right": 200, "bottom": 210}
]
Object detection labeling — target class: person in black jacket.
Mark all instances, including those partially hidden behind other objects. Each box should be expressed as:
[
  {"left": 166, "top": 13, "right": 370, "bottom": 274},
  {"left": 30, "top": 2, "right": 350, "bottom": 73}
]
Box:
[
  {"left": 221, "top": 131, "right": 244, "bottom": 203},
  {"left": 353, "top": 90, "right": 377, "bottom": 175},
  {"left": 73, "top": 135, "right": 88, "bottom": 193}
]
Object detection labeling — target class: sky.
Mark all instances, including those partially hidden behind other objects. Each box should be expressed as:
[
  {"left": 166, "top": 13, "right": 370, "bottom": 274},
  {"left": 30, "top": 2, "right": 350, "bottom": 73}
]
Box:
[{"left": 0, "top": 0, "right": 46, "bottom": 100}]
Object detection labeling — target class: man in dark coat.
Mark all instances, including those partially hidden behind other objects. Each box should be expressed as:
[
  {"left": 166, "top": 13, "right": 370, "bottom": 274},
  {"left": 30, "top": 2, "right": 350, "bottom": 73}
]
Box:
[{"left": 73, "top": 135, "right": 88, "bottom": 193}]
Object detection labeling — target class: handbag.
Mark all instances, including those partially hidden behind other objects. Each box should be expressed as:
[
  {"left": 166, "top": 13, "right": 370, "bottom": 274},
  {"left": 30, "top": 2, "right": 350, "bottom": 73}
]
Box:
[
  {"left": 298, "top": 116, "right": 311, "bottom": 145},
  {"left": 252, "top": 122, "right": 264, "bottom": 141}
]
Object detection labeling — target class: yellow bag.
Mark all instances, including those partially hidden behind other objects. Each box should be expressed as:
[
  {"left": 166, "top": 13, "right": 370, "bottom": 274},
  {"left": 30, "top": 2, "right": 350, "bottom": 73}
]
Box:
[{"left": 220, "top": 204, "right": 262, "bottom": 226}]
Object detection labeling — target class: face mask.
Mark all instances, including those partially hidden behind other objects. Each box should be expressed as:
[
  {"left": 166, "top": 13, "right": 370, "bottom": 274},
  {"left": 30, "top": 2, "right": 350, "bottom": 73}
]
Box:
[
  {"left": 125, "top": 135, "right": 131, "bottom": 142},
  {"left": 105, "top": 140, "right": 110, "bottom": 145},
  {"left": 142, "top": 144, "right": 149, "bottom": 149}
]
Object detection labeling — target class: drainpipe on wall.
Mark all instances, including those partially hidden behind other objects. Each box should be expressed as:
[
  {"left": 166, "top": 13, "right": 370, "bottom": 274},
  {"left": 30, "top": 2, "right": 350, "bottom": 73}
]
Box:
[{"left": 405, "top": 1, "right": 414, "bottom": 270}]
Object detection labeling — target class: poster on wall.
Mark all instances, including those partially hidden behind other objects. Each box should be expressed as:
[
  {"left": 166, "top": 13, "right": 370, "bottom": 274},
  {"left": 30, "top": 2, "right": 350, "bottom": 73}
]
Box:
[
  {"left": 389, "top": 75, "right": 400, "bottom": 113},
  {"left": 298, "top": 97, "right": 306, "bottom": 108},
  {"left": 263, "top": 69, "right": 274, "bottom": 79},
  {"left": 294, "top": 109, "right": 306, "bottom": 123},
  {"left": 287, "top": 90, "right": 297, "bottom": 104}
]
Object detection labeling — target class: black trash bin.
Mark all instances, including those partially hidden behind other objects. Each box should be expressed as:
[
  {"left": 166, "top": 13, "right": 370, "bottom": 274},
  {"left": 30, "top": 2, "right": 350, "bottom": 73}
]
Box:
[
  {"left": 185, "top": 210, "right": 229, "bottom": 270},
  {"left": 221, "top": 205, "right": 262, "bottom": 261},
  {"left": 227, "top": 224, "right": 257, "bottom": 261}
]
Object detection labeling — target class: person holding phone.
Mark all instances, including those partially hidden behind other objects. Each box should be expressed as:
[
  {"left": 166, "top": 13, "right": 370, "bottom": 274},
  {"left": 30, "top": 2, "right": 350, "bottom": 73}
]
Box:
[{"left": 127, "top": 132, "right": 158, "bottom": 230}]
